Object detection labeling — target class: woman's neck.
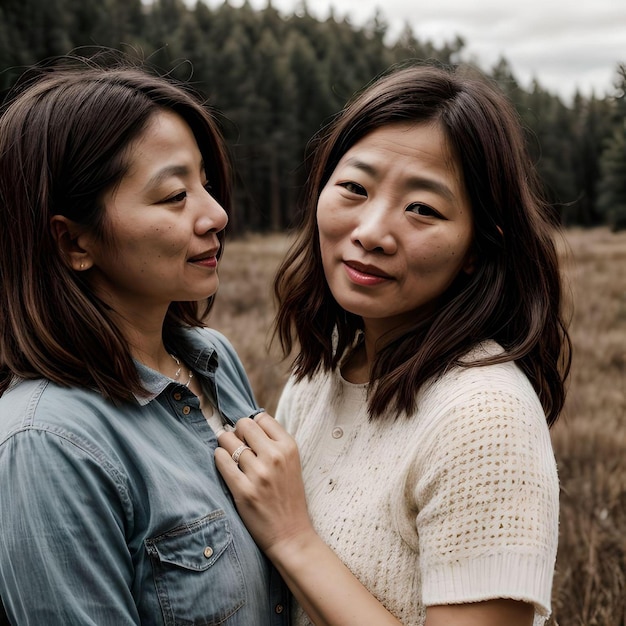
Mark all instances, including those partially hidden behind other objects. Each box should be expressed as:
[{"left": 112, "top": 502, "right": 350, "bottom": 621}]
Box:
[
  {"left": 341, "top": 338, "right": 372, "bottom": 384},
  {"left": 134, "top": 343, "right": 177, "bottom": 378},
  {"left": 118, "top": 315, "right": 169, "bottom": 373},
  {"left": 113, "top": 309, "right": 203, "bottom": 397},
  {"left": 340, "top": 321, "right": 406, "bottom": 384}
]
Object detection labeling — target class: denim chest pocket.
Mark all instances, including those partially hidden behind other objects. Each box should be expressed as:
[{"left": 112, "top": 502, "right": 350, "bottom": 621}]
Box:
[{"left": 145, "top": 511, "right": 246, "bottom": 625}]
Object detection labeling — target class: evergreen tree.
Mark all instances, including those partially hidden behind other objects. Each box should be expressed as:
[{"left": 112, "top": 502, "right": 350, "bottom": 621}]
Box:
[
  {"left": 518, "top": 80, "right": 577, "bottom": 221},
  {"left": 597, "top": 125, "right": 626, "bottom": 231},
  {"left": 491, "top": 57, "right": 523, "bottom": 106},
  {"left": 569, "top": 93, "right": 614, "bottom": 225},
  {"left": 597, "top": 64, "right": 626, "bottom": 230},
  {"left": 0, "top": 0, "right": 619, "bottom": 230}
]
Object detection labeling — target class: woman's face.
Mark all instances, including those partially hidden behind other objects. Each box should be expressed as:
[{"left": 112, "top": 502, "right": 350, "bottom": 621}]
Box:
[
  {"left": 82, "top": 109, "right": 228, "bottom": 319},
  {"left": 317, "top": 121, "right": 474, "bottom": 341}
]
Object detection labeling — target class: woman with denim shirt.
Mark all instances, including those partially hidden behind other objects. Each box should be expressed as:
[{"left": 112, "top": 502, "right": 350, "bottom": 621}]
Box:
[{"left": 0, "top": 55, "right": 289, "bottom": 625}]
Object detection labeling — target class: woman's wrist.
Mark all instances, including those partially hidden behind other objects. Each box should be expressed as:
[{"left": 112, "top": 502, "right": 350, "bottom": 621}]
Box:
[{"left": 264, "top": 524, "right": 321, "bottom": 567}]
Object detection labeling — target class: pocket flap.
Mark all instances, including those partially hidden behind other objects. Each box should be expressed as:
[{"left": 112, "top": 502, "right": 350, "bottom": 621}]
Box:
[{"left": 146, "top": 511, "right": 232, "bottom": 572}]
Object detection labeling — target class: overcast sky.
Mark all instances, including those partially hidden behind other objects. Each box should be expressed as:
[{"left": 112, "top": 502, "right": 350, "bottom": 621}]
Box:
[{"left": 205, "top": 0, "right": 625, "bottom": 103}]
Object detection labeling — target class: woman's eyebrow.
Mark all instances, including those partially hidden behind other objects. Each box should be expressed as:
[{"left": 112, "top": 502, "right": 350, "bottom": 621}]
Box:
[
  {"left": 343, "top": 157, "right": 378, "bottom": 178},
  {"left": 142, "top": 160, "right": 206, "bottom": 192},
  {"left": 404, "top": 175, "right": 454, "bottom": 201},
  {"left": 143, "top": 165, "right": 190, "bottom": 192}
]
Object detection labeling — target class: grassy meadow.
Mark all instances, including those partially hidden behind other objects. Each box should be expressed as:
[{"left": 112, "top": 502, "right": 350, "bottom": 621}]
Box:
[{"left": 209, "top": 228, "right": 626, "bottom": 626}]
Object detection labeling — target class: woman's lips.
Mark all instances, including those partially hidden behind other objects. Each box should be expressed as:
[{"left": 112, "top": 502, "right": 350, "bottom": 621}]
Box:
[
  {"left": 191, "top": 256, "right": 217, "bottom": 268},
  {"left": 188, "top": 249, "right": 219, "bottom": 268},
  {"left": 343, "top": 260, "right": 391, "bottom": 286}
]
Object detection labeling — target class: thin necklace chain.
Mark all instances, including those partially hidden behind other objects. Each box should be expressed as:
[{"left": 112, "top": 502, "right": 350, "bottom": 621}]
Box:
[{"left": 169, "top": 353, "right": 194, "bottom": 387}]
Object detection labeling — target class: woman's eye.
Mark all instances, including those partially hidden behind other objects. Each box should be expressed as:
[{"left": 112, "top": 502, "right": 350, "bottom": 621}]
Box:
[
  {"left": 164, "top": 191, "right": 187, "bottom": 204},
  {"left": 406, "top": 202, "right": 441, "bottom": 218},
  {"left": 339, "top": 181, "right": 367, "bottom": 196}
]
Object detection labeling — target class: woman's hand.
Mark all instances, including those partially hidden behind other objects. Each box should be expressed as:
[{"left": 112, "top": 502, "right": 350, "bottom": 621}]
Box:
[
  {"left": 215, "top": 413, "right": 404, "bottom": 626},
  {"left": 215, "top": 413, "right": 317, "bottom": 558}
]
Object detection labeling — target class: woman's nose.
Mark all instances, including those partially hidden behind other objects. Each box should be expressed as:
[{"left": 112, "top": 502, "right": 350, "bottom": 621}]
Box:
[
  {"left": 195, "top": 189, "right": 228, "bottom": 235},
  {"left": 350, "top": 205, "right": 397, "bottom": 254}
]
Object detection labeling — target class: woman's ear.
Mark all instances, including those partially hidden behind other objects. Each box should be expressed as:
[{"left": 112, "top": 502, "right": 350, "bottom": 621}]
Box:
[
  {"left": 50, "top": 215, "right": 93, "bottom": 271},
  {"left": 463, "top": 225, "right": 503, "bottom": 275},
  {"left": 462, "top": 252, "right": 477, "bottom": 275}
]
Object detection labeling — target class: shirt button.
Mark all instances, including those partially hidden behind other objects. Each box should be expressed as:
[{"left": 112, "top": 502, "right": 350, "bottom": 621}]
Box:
[
  {"left": 274, "top": 604, "right": 284, "bottom": 614},
  {"left": 331, "top": 427, "right": 343, "bottom": 439},
  {"left": 182, "top": 406, "right": 191, "bottom": 415},
  {"left": 173, "top": 392, "right": 182, "bottom": 401},
  {"left": 203, "top": 546, "right": 213, "bottom": 558}
]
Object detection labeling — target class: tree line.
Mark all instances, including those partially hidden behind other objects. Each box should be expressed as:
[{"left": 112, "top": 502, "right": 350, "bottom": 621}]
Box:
[{"left": 1, "top": 0, "right": 625, "bottom": 231}]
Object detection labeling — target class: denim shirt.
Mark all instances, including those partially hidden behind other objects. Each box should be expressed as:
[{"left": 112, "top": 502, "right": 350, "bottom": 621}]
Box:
[{"left": 0, "top": 327, "right": 290, "bottom": 625}]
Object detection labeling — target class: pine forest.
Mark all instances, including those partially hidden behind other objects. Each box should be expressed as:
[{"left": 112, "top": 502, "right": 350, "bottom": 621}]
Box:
[{"left": 1, "top": 0, "right": 625, "bottom": 232}]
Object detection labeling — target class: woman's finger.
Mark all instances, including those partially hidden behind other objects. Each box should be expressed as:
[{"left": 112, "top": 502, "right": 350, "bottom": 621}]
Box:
[
  {"left": 233, "top": 415, "right": 292, "bottom": 459},
  {"left": 214, "top": 447, "right": 247, "bottom": 487},
  {"left": 216, "top": 430, "right": 256, "bottom": 469},
  {"left": 253, "top": 412, "right": 290, "bottom": 440}
]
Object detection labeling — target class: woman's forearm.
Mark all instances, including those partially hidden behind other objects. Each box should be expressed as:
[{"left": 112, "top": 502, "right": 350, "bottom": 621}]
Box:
[{"left": 265, "top": 528, "right": 403, "bottom": 626}]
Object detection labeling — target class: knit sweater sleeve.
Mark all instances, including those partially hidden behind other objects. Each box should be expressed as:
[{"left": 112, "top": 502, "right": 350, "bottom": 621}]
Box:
[{"left": 408, "top": 359, "right": 559, "bottom": 617}]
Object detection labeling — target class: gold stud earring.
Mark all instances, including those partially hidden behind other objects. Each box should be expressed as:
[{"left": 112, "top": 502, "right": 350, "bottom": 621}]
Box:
[{"left": 80, "top": 263, "right": 85, "bottom": 270}]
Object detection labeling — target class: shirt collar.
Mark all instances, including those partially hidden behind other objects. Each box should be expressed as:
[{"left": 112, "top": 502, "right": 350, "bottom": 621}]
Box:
[{"left": 133, "top": 327, "right": 219, "bottom": 406}]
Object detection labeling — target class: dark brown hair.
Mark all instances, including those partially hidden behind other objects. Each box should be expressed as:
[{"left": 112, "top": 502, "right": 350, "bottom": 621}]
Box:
[
  {"left": 0, "top": 53, "right": 232, "bottom": 402},
  {"left": 274, "top": 63, "right": 571, "bottom": 426}
]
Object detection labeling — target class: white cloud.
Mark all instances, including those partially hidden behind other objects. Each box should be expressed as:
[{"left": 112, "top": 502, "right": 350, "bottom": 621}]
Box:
[{"left": 202, "top": 0, "right": 626, "bottom": 101}]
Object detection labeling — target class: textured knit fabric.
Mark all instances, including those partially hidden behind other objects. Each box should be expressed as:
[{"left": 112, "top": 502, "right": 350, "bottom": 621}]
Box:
[
  {"left": 0, "top": 327, "right": 290, "bottom": 626},
  {"left": 276, "top": 341, "right": 559, "bottom": 626}
]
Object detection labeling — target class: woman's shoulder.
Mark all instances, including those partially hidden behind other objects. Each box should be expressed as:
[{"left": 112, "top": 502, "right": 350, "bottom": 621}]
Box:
[
  {"left": 434, "top": 340, "right": 533, "bottom": 395},
  {"left": 415, "top": 341, "right": 548, "bottom": 443},
  {"left": 1, "top": 377, "right": 103, "bottom": 424},
  {"left": 0, "top": 377, "right": 122, "bottom": 464},
  {"left": 458, "top": 338, "right": 505, "bottom": 361}
]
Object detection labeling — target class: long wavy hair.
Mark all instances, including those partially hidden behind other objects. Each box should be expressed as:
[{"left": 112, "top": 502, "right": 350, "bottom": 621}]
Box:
[
  {"left": 0, "top": 54, "right": 232, "bottom": 403},
  {"left": 274, "top": 64, "right": 571, "bottom": 426}
]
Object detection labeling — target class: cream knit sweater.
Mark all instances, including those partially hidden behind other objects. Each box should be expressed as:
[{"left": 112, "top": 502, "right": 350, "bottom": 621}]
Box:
[{"left": 275, "top": 342, "right": 559, "bottom": 626}]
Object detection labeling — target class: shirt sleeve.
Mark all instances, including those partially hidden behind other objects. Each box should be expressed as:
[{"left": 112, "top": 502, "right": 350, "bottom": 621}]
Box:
[
  {"left": 412, "top": 366, "right": 559, "bottom": 617},
  {"left": 0, "top": 428, "right": 140, "bottom": 625}
]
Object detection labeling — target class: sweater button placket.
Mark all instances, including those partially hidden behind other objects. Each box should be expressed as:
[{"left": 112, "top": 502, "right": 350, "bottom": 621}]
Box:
[{"left": 331, "top": 427, "right": 343, "bottom": 439}]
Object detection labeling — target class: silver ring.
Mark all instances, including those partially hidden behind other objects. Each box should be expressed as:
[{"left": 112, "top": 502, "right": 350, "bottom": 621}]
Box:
[{"left": 231, "top": 444, "right": 252, "bottom": 465}]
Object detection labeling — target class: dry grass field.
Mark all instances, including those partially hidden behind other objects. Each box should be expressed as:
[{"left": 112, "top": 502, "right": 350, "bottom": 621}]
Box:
[{"left": 210, "top": 228, "right": 626, "bottom": 626}]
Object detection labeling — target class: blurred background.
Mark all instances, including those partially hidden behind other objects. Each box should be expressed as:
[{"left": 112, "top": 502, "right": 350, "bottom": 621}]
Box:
[
  {"left": 1, "top": 1, "right": 624, "bottom": 624},
  {"left": 1, "top": 0, "right": 625, "bottom": 233}
]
